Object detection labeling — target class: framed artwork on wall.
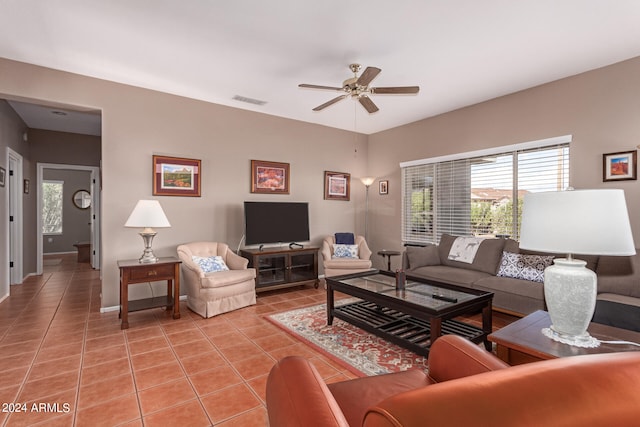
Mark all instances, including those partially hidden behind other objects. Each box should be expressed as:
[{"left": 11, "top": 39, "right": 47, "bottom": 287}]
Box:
[
  {"left": 603, "top": 151, "right": 637, "bottom": 182},
  {"left": 379, "top": 180, "right": 389, "bottom": 195},
  {"left": 152, "top": 155, "right": 201, "bottom": 196},
  {"left": 0, "top": 166, "right": 5, "bottom": 187},
  {"left": 251, "top": 160, "right": 290, "bottom": 194},
  {"left": 324, "top": 171, "right": 350, "bottom": 201}
]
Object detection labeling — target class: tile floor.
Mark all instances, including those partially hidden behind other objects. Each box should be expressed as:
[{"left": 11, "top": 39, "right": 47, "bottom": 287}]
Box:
[{"left": 0, "top": 254, "right": 517, "bottom": 427}]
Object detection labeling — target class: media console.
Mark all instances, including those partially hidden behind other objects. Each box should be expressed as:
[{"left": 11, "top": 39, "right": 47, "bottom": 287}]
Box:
[{"left": 240, "top": 246, "right": 319, "bottom": 291}]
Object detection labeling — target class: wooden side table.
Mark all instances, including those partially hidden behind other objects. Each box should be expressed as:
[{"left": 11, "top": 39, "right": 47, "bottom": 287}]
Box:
[
  {"left": 118, "top": 257, "right": 181, "bottom": 329},
  {"left": 488, "top": 310, "right": 640, "bottom": 365},
  {"left": 377, "top": 250, "right": 401, "bottom": 271}
]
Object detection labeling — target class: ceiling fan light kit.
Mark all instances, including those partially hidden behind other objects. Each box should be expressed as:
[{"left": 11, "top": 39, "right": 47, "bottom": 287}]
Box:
[{"left": 299, "top": 63, "right": 419, "bottom": 113}]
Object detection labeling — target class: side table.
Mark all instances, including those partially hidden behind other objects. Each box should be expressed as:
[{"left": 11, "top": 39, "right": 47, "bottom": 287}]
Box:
[
  {"left": 488, "top": 310, "right": 640, "bottom": 365},
  {"left": 377, "top": 250, "right": 401, "bottom": 271},
  {"left": 118, "top": 257, "right": 181, "bottom": 329}
]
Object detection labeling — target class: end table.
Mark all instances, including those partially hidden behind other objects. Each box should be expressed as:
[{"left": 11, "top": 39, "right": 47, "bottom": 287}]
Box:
[
  {"left": 377, "top": 250, "right": 402, "bottom": 271},
  {"left": 118, "top": 257, "right": 181, "bottom": 329}
]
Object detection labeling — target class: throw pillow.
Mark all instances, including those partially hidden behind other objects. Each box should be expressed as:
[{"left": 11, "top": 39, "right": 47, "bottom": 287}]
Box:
[
  {"left": 497, "top": 251, "right": 554, "bottom": 283},
  {"left": 335, "top": 232, "right": 355, "bottom": 245},
  {"left": 406, "top": 245, "right": 440, "bottom": 269},
  {"left": 333, "top": 244, "right": 359, "bottom": 259},
  {"left": 192, "top": 255, "right": 230, "bottom": 273}
]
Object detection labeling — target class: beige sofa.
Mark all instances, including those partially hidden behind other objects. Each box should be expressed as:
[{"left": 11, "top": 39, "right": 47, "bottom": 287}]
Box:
[
  {"left": 402, "top": 234, "right": 640, "bottom": 330},
  {"left": 177, "top": 241, "right": 256, "bottom": 318}
]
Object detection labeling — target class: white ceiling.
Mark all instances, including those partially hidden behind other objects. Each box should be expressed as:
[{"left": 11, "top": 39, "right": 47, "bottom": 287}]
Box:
[{"left": 1, "top": 0, "right": 640, "bottom": 135}]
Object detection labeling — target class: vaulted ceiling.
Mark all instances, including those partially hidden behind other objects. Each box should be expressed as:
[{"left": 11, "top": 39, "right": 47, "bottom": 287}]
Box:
[{"left": 2, "top": 0, "right": 640, "bottom": 135}]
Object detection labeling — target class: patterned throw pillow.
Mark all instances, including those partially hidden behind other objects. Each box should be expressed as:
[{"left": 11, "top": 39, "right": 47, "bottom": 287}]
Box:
[
  {"left": 497, "top": 251, "right": 554, "bottom": 283},
  {"left": 192, "top": 255, "right": 230, "bottom": 273},
  {"left": 332, "top": 244, "right": 359, "bottom": 259}
]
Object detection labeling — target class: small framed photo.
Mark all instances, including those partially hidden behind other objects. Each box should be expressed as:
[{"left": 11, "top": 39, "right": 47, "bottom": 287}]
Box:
[
  {"left": 251, "top": 160, "right": 290, "bottom": 194},
  {"left": 0, "top": 166, "right": 5, "bottom": 187},
  {"left": 324, "top": 171, "right": 350, "bottom": 201},
  {"left": 379, "top": 180, "right": 389, "bottom": 195},
  {"left": 153, "top": 155, "right": 201, "bottom": 196},
  {"left": 603, "top": 151, "right": 637, "bottom": 182},
  {"left": 23, "top": 179, "right": 30, "bottom": 194}
]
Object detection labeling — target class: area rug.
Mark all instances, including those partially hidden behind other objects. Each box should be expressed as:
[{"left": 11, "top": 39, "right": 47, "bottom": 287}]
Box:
[{"left": 267, "top": 300, "right": 428, "bottom": 376}]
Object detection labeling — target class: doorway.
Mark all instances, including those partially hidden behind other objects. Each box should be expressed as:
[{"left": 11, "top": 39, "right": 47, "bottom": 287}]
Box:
[
  {"left": 36, "top": 163, "right": 101, "bottom": 274},
  {"left": 5, "top": 149, "right": 23, "bottom": 295}
]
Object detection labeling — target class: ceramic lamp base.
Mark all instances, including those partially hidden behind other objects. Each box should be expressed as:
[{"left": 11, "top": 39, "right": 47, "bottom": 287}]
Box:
[{"left": 543, "top": 257, "right": 600, "bottom": 348}]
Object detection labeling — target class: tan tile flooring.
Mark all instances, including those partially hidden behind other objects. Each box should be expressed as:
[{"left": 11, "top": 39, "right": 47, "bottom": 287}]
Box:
[{"left": 0, "top": 254, "right": 517, "bottom": 426}]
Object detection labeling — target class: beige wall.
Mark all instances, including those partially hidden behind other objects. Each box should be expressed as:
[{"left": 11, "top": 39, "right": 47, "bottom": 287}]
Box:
[
  {"left": 0, "top": 58, "right": 369, "bottom": 307},
  {"left": 368, "top": 56, "right": 640, "bottom": 267},
  {"left": 2, "top": 55, "right": 639, "bottom": 307}
]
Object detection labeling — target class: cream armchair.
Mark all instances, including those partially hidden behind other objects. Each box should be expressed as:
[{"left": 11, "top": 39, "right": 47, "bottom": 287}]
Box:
[
  {"left": 177, "top": 241, "right": 256, "bottom": 318},
  {"left": 321, "top": 235, "right": 373, "bottom": 278}
]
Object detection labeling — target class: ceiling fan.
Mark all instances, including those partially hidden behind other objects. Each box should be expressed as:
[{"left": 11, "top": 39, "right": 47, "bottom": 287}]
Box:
[{"left": 299, "top": 64, "right": 419, "bottom": 113}]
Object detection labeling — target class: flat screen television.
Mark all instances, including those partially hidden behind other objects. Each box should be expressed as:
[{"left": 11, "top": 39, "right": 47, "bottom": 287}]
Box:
[{"left": 244, "top": 201, "right": 310, "bottom": 246}]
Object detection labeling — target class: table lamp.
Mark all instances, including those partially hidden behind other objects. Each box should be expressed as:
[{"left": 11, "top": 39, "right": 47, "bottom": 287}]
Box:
[
  {"left": 519, "top": 189, "right": 635, "bottom": 347},
  {"left": 125, "top": 200, "right": 171, "bottom": 263}
]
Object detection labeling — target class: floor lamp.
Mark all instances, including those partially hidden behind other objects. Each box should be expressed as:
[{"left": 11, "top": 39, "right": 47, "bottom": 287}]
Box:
[{"left": 361, "top": 177, "right": 375, "bottom": 241}]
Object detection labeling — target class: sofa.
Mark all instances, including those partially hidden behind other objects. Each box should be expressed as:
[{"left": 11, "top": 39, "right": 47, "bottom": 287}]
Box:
[
  {"left": 266, "top": 334, "right": 640, "bottom": 427},
  {"left": 402, "top": 234, "right": 640, "bottom": 330}
]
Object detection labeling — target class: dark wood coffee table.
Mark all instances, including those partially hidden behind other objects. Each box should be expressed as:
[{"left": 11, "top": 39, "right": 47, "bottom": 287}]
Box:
[
  {"left": 488, "top": 310, "right": 640, "bottom": 365},
  {"left": 325, "top": 270, "right": 493, "bottom": 356}
]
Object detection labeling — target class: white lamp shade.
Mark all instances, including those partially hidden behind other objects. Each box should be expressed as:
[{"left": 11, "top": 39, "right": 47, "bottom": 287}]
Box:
[
  {"left": 125, "top": 200, "right": 171, "bottom": 228},
  {"left": 361, "top": 177, "right": 376, "bottom": 186},
  {"left": 520, "top": 189, "right": 635, "bottom": 256}
]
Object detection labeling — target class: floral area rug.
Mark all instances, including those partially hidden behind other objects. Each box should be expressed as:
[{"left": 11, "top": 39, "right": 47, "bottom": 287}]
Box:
[{"left": 266, "top": 300, "right": 429, "bottom": 377}]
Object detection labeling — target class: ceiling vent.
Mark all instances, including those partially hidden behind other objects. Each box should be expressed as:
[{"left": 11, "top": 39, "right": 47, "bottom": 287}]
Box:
[{"left": 232, "top": 95, "right": 267, "bottom": 106}]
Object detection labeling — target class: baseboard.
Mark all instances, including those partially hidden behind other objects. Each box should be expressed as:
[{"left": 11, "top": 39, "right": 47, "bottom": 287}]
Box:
[{"left": 100, "top": 295, "right": 188, "bottom": 314}]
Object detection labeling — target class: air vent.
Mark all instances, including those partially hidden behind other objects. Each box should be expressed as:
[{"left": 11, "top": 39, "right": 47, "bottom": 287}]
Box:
[{"left": 232, "top": 95, "right": 267, "bottom": 106}]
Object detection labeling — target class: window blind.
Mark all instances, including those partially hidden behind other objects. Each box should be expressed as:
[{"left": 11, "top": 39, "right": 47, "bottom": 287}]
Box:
[{"left": 402, "top": 139, "right": 570, "bottom": 245}]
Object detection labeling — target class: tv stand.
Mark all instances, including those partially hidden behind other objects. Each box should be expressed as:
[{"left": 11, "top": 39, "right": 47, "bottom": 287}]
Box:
[{"left": 240, "top": 246, "right": 319, "bottom": 291}]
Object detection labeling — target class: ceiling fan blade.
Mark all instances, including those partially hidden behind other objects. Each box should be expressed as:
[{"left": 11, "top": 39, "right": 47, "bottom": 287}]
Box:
[
  {"left": 356, "top": 67, "right": 381, "bottom": 86},
  {"left": 312, "top": 94, "right": 348, "bottom": 111},
  {"left": 358, "top": 96, "right": 379, "bottom": 113},
  {"left": 371, "top": 86, "right": 420, "bottom": 94},
  {"left": 299, "top": 84, "right": 344, "bottom": 91}
]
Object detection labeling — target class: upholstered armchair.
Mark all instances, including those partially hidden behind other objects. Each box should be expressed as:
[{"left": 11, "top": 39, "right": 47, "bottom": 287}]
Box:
[
  {"left": 321, "top": 235, "right": 373, "bottom": 278},
  {"left": 177, "top": 241, "right": 256, "bottom": 318}
]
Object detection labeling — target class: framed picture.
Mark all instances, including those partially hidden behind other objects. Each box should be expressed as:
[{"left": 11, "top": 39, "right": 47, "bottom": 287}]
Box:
[
  {"left": 152, "top": 155, "right": 201, "bottom": 196},
  {"left": 324, "top": 171, "right": 350, "bottom": 201},
  {"left": 0, "top": 166, "right": 5, "bottom": 187},
  {"left": 603, "top": 151, "right": 637, "bottom": 182},
  {"left": 379, "top": 180, "right": 389, "bottom": 195},
  {"left": 23, "top": 179, "right": 29, "bottom": 194},
  {"left": 251, "top": 160, "right": 290, "bottom": 194}
]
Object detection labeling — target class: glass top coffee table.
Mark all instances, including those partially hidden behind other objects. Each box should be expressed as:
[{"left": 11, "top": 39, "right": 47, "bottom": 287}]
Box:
[{"left": 326, "top": 270, "right": 494, "bottom": 356}]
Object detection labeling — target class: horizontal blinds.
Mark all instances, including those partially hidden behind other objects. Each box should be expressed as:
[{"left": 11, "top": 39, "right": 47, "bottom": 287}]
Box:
[
  {"left": 402, "top": 163, "right": 434, "bottom": 244},
  {"left": 402, "top": 142, "right": 570, "bottom": 244}
]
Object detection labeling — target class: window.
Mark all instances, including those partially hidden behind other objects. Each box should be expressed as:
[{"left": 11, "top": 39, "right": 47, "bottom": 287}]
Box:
[
  {"left": 42, "top": 180, "right": 64, "bottom": 234},
  {"left": 401, "top": 136, "right": 570, "bottom": 244}
]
